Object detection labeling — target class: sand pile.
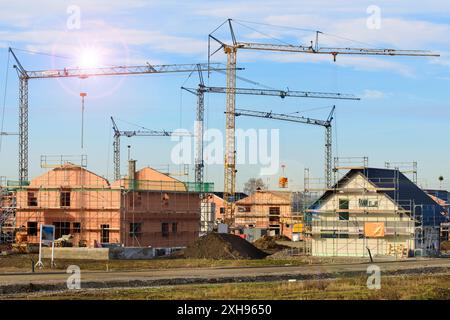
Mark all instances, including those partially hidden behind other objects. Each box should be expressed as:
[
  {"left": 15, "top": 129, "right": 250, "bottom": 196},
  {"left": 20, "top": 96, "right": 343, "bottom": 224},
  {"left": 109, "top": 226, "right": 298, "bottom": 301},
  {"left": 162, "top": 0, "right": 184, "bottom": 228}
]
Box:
[{"left": 180, "top": 233, "right": 267, "bottom": 259}]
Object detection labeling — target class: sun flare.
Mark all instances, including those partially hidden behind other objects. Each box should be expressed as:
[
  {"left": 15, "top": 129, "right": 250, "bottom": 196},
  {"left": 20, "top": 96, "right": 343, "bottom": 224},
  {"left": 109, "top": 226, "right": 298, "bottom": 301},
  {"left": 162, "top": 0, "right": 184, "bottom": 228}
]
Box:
[{"left": 78, "top": 48, "right": 101, "bottom": 68}]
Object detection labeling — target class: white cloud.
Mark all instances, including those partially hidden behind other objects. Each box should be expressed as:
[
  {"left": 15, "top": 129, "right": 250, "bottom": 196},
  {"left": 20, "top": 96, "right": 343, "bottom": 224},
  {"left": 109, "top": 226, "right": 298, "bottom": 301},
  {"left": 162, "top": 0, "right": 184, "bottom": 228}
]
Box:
[
  {"left": 0, "top": 21, "right": 208, "bottom": 67},
  {"left": 361, "top": 89, "right": 386, "bottom": 99},
  {"left": 0, "top": 0, "right": 151, "bottom": 27},
  {"left": 0, "top": 0, "right": 447, "bottom": 77},
  {"left": 429, "top": 54, "right": 450, "bottom": 68},
  {"left": 196, "top": 1, "right": 450, "bottom": 20},
  {"left": 263, "top": 15, "right": 450, "bottom": 49}
]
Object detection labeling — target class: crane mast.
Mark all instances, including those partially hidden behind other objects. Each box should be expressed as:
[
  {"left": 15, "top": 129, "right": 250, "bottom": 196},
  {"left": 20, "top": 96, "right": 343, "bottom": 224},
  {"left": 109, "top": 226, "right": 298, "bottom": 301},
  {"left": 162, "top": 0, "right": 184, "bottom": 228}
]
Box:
[
  {"left": 209, "top": 19, "right": 440, "bottom": 225},
  {"left": 224, "top": 46, "right": 238, "bottom": 221}
]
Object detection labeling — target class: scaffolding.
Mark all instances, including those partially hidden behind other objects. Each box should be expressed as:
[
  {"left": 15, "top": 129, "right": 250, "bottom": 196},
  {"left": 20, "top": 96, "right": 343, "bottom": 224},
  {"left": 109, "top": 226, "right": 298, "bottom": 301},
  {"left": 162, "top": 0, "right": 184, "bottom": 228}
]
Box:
[
  {"left": 305, "top": 157, "right": 444, "bottom": 258},
  {"left": 149, "top": 164, "right": 190, "bottom": 178},
  {"left": 304, "top": 168, "right": 327, "bottom": 207},
  {"left": 385, "top": 161, "right": 418, "bottom": 184},
  {"left": 7, "top": 163, "right": 213, "bottom": 250},
  {"left": 0, "top": 183, "right": 16, "bottom": 244},
  {"left": 40, "top": 154, "right": 88, "bottom": 169}
]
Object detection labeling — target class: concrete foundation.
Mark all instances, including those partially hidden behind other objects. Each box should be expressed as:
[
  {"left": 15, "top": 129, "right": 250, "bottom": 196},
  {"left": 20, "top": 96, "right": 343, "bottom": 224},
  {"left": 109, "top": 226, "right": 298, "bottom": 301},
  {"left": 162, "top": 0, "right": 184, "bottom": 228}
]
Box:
[{"left": 41, "top": 247, "right": 109, "bottom": 260}]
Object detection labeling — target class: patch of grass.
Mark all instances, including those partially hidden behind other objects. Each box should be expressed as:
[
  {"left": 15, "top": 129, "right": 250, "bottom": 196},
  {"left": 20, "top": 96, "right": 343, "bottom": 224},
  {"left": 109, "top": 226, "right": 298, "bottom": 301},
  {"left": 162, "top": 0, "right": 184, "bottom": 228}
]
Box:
[
  {"left": 14, "top": 273, "right": 450, "bottom": 300},
  {"left": 0, "top": 253, "right": 367, "bottom": 273}
]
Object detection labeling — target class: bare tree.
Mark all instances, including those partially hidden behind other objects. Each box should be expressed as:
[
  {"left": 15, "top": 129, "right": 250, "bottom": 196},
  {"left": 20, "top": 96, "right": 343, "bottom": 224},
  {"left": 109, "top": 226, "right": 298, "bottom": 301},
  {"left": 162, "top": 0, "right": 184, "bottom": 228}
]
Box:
[{"left": 243, "top": 178, "right": 267, "bottom": 195}]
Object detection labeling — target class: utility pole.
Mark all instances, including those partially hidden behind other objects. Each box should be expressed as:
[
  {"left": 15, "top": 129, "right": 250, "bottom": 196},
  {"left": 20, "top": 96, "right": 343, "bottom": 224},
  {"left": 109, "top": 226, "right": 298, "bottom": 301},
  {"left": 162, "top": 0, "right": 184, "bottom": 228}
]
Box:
[{"left": 80, "top": 92, "right": 87, "bottom": 149}]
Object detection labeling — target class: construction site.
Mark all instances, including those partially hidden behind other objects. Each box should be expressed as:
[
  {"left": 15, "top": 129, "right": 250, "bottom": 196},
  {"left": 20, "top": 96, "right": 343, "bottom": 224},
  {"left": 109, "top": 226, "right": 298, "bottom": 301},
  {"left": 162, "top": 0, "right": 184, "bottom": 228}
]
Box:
[{"left": 0, "top": 7, "right": 449, "bottom": 301}]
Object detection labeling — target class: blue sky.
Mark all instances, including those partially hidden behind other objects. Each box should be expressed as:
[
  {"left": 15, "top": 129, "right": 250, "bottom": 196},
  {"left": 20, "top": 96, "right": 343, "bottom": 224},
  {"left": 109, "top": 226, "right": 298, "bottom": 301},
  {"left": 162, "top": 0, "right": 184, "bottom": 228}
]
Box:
[{"left": 0, "top": 0, "right": 449, "bottom": 191}]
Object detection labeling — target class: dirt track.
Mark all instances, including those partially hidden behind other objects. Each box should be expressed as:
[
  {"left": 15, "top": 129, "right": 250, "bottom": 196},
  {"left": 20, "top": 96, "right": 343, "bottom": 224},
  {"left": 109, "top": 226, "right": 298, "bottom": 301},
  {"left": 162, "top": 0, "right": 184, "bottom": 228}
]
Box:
[{"left": 0, "top": 258, "right": 448, "bottom": 295}]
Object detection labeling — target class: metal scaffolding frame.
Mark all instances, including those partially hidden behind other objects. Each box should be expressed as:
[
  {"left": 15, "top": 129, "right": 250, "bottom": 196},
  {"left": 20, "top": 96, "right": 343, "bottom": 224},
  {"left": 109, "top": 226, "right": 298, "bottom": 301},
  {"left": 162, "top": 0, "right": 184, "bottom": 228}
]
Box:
[
  {"left": 305, "top": 157, "right": 444, "bottom": 258},
  {"left": 385, "top": 161, "right": 418, "bottom": 184}
]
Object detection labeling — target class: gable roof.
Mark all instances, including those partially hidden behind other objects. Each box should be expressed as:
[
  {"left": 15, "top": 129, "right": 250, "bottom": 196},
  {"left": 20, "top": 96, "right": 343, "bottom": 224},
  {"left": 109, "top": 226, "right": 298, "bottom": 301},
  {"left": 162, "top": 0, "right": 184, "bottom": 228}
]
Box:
[
  {"left": 236, "top": 190, "right": 292, "bottom": 205},
  {"left": 134, "top": 167, "right": 183, "bottom": 183},
  {"left": 310, "top": 167, "right": 447, "bottom": 225},
  {"left": 110, "top": 166, "right": 187, "bottom": 191},
  {"left": 28, "top": 163, "right": 110, "bottom": 188}
]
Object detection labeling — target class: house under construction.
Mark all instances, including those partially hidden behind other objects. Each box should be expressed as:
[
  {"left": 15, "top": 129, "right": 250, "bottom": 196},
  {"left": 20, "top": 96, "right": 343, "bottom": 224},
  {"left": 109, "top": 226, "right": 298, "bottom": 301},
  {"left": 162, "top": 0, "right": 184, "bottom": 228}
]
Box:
[
  {"left": 306, "top": 160, "right": 447, "bottom": 258},
  {"left": 1, "top": 160, "right": 212, "bottom": 250},
  {"left": 233, "top": 190, "right": 304, "bottom": 241}
]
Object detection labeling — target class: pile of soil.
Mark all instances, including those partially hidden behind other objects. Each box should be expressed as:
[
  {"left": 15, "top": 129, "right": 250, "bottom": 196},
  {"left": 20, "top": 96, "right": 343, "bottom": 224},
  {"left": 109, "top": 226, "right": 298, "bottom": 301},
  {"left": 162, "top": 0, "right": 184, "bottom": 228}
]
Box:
[
  {"left": 272, "top": 235, "right": 291, "bottom": 241},
  {"left": 179, "top": 233, "right": 267, "bottom": 259},
  {"left": 441, "top": 240, "right": 450, "bottom": 252},
  {"left": 252, "top": 236, "right": 289, "bottom": 254}
]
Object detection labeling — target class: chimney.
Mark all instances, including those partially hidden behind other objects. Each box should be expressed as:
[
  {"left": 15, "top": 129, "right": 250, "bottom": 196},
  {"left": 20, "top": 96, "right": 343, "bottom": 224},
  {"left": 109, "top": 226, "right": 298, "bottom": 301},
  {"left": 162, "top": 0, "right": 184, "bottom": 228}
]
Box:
[{"left": 128, "top": 159, "right": 136, "bottom": 190}]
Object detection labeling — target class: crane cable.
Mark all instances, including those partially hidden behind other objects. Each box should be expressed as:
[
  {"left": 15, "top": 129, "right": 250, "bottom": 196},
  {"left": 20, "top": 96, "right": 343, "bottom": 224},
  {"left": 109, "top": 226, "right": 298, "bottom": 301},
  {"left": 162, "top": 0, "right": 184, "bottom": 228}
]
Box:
[
  {"left": 115, "top": 117, "right": 156, "bottom": 132},
  {"left": 334, "top": 106, "right": 339, "bottom": 162},
  {"left": 288, "top": 105, "right": 335, "bottom": 115},
  {"left": 106, "top": 120, "right": 112, "bottom": 181},
  {"left": 231, "top": 19, "right": 383, "bottom": 50},
  {"left": 179, "top": 69, "right": 197, "bottom": 129},
  {"left": 232, "top": 20, "right": 297, "bottom": 47},
  {"left": 0, "top": 51, "right": 11, "bottom": 152},
  {"left": 9, "top": 47, "right": 72, "bottom": 60}
]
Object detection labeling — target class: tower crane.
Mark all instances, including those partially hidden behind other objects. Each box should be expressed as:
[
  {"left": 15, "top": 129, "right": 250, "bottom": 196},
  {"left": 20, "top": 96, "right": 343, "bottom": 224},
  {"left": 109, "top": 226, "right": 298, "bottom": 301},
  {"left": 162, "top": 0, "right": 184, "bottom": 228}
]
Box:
[
  {"left": 111, "top": 117, "right": 191, "bottom": 181},
  {"left": 182, "top": 82, "right": 358, "bottom": 221},
  {"left": 232, "top": 106, "right": 335, "bottom": 188},
  {"left": 7, "top": 47, "right": 233, "bottom": 185},
  {"left": 208, "top": 18, "right": 440, "bottom": 223}
]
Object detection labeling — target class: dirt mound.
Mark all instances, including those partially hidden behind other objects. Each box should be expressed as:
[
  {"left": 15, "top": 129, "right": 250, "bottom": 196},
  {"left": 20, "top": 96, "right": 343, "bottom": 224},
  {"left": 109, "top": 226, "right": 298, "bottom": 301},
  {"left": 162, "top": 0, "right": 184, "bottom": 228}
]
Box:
[
  {"left": 441, "top": 240, "right": 450, "bottom": 252},
  {"left": 272, "top": 235, "right": 290, "bottom": 241},
  {"left": 180, "top": 233, "right": 267, "bottom": 259},
  {"left": 253, "top": 236, "right": 289, "bottom": 254}
]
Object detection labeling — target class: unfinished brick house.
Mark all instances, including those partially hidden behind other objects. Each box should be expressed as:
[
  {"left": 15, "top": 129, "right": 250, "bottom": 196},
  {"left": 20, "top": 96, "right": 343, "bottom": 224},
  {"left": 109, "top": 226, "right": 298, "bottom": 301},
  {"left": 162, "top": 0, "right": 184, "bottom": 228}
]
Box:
[
  {"left": 15, "top": 161, "right": 201, "bottom": 249},
  {"left": 204, "top": 192, "right": 247, "bottom": 223},
  {"left": 234, "top": 190, "right": 303, "bottom": 239}
]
